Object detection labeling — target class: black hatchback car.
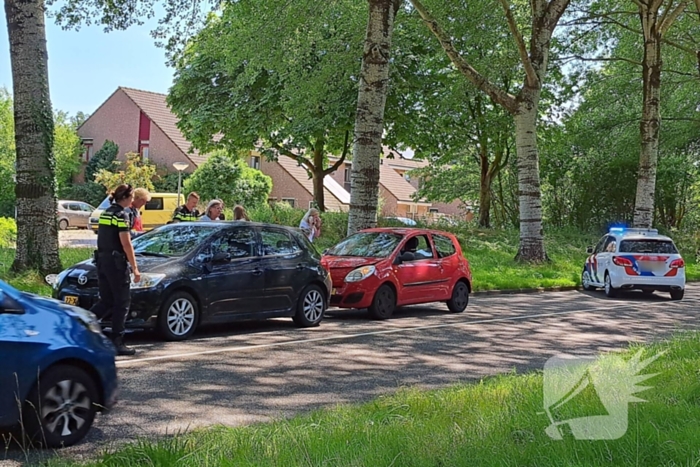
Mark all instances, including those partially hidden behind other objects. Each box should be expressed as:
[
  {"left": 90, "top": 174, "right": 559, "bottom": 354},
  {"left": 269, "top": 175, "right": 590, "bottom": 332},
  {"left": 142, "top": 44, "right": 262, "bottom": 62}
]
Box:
[{"left": 51, "top": 222, "right": 332, "bottom": 340}]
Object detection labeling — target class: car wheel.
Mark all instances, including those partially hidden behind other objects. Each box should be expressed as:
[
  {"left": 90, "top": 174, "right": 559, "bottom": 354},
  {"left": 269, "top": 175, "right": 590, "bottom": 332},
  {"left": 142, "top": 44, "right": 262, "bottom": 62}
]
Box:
[
  {"left": 158, "top": 291, "right": 199, "bottom": 341},
  {"left": 292, "top": 284, "right": 326, "bottom": 327},
  {"left": 581, "top": 269, "right": 594, "bottom": 291},
  {"left": 670, "top": 289, "right": 684, "bottom": 301},
  {"left": 369, "top": 284, "right": 396, "bottom": 320},
  {"left": 58, "top": 219, "right": 69, "bottom": 231},
  {"left": 23, "top": 365, "right": 98, "bottom": 448},
  {"left": 604, "top": 273, "right": 617, "bottom": 298},
  {"left": 446, "top": 281, "right": 469, "bottom": 313}
]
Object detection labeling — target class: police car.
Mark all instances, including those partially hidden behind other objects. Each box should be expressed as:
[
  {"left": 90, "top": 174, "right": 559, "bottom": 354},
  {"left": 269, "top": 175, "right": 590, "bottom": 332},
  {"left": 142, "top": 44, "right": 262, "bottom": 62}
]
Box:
[{"left": 582, "top": 228, "right": 685, "bottom": 300}]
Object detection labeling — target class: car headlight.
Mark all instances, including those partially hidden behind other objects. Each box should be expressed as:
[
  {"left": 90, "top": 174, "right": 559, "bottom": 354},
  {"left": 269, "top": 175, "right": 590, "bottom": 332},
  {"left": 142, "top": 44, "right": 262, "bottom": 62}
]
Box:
[
  {"left": 345, "top": 265, "right": 376, "bottom": 282},
  {"left": 46, "top": 269, "right": 70, "bottom": 290},
  {"left": 70, "top": 307, "right": 102, "bottom": 334},
  {"left": 130, "top": 273, "right": 166, "bottom": 289}
]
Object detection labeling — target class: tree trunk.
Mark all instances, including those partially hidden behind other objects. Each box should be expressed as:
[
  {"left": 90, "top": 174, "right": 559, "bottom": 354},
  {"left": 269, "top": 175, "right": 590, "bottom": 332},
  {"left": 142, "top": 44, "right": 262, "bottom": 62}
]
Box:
[
  {"left": 633, "top": 12, "right": 662, "bottom": 229},
  {"left": 5, "top": 0, "right": 61, "bottom": 274},
  {"left": 346, "top": 0, "right": 401, "bottom": 236},
  {"left": 514, "top": 94, "right": 547, "bottom": 262},
  {"left": 478, "top": 153, "right": 491, "bottom": 228},
  {"left": 311, "top": 138, "right": 326, "bottom": 212}
]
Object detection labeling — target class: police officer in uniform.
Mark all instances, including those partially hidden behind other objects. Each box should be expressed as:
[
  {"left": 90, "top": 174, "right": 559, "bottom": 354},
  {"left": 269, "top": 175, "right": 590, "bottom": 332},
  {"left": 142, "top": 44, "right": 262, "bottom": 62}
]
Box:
[
  {"left": 172, "top": 191, "right": 200, "bottom": 222},
  {"left": 91, "top": 184, "right": 141, "bottom": 356}
]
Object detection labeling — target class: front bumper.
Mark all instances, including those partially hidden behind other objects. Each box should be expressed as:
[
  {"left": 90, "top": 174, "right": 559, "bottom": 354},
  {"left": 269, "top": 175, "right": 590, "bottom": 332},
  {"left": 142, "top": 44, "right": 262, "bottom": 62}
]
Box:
[
  {"left": 54, "top": 285, "right": 164, "bottom": 329},
  {"left": 329, "top": 280, "right": 375, "bottom": 309}
]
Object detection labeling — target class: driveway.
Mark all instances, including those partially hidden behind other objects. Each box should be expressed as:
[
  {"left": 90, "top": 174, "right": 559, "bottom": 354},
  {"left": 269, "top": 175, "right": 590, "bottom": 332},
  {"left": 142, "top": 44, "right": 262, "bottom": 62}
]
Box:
[
  {"left": 59, "top": 230, "right": 96, "bottom": 249},
  {"left": 2, "top": 286, "right": 698, "bottom": 466}
]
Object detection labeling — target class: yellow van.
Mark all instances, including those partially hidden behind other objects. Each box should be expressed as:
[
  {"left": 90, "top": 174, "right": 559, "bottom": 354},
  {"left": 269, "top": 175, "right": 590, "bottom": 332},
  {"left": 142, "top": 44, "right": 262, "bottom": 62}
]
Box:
[{"left": 89, "top": 193, "right": 185, "bottom": 233}]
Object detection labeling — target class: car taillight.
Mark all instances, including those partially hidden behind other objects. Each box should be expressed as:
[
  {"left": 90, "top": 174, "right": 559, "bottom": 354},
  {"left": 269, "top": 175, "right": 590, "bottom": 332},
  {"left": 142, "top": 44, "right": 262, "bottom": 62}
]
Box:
[
  {"left": 612, "top": 256, "right": 633, "bottom": 267},
  {"left": 669, "top": 258, "right": 685, "bottom": 268}
]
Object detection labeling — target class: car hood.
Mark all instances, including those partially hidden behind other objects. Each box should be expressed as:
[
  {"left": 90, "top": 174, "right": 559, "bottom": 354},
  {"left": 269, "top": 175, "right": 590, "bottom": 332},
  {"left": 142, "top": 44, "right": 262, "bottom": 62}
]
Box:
[
  {"left": 65, "top": 255, "right": 183, "bottom": 279},
  {"left": 321, "top": 256, "right": 384, "bottom": 269}
]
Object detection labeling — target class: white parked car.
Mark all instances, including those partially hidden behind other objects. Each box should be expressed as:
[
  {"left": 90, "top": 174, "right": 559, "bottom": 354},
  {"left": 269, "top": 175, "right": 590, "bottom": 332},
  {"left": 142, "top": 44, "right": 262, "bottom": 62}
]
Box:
[{"left": 582, "top": 228, "right": 685, "bottom": 300}]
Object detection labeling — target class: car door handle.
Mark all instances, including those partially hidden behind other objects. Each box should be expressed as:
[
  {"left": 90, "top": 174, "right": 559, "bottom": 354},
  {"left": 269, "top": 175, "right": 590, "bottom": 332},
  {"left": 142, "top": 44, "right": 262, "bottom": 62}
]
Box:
[{"left": 252, "top": 268, "right": 263, "bottom": 276}]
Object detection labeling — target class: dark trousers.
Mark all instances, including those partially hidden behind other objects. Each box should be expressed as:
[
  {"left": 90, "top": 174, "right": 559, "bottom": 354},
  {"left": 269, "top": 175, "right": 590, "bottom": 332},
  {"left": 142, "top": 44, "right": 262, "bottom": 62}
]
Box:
[{"left": 90, "top": 252, "right": 131, "bottom": 337}]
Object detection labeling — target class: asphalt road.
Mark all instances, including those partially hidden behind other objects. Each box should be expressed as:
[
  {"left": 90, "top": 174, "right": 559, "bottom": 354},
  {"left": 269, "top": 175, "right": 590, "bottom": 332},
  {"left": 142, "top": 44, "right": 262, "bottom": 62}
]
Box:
[{"left": 2, "top": 285, "right": 699, "bottom": 466}]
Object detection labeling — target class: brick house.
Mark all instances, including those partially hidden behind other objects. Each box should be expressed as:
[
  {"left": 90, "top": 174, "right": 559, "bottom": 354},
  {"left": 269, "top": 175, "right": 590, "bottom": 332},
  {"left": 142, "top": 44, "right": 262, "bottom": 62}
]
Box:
[
  {"left": 77, "top": 87, "right": 204, "bottom": 179},
  {"left": 79, "top": 86, "right": 471, "bottom": 220}
]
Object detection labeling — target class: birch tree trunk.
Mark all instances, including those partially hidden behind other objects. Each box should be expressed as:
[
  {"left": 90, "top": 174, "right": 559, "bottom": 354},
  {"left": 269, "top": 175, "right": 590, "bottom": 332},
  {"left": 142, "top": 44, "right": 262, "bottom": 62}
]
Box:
[
  {"left": 5, "top": 0, "right": 61, "bottom": 274},
  {"left": 514, "top": 94, "right": 546, "bottom": 261},
  {"left": 411, "top": 0, "right": 569, "bottom": 262},
  {"left": 632, "top": 0, "right": 687, "bottom": 228},
  {"left": 347, "top": 0, "right": 401, "bottom": 235}
]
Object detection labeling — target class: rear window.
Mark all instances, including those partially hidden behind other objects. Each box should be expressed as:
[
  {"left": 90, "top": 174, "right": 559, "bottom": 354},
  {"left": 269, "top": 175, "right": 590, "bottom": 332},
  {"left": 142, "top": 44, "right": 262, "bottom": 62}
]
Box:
[
  {"left": 618, "top": 240, "right": 678, "bottom": 254},
  {"left": 145, "top": 197, "right": 164, "bottom": 210},
  {"left": 433, "top": 234, "right": 456, "bottom": 258}
]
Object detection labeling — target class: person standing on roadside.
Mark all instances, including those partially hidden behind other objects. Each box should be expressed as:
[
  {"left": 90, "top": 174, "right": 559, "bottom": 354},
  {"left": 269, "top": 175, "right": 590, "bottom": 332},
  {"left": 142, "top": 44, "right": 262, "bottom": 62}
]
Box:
[
  {"left": 126, "top": 187, "right": 151, "bottom": 237},
  {"left": 233, "top": 205, "right": 250, "bottom": 221},
  {"left": 200, "top": 199, "right": 223, "bottom": 221},
  {"left": 91, "top": 184, "right": 141, "bottom": 356},
  {"left": 299, "top": 208, "right": 322, "bottom": 242},
  {"left": 172, "top": 192, "right": 201, "bottom": 222}
]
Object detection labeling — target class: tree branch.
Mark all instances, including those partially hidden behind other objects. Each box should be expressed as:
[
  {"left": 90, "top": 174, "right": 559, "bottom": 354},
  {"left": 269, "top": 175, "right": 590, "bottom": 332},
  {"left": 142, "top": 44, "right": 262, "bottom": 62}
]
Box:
[
  {"left": 271, "top": 142, "right": 315, "bottom": 171},
  {"left": 560, "top": 54, "right": 642, "bottom": 66},
  {"left": 499, "top": 0, "right": 538, "bottom": 87},
  {"left": 409, "top": 0, "right": 517, "bottom": 113},
  {"left": 543, "top": 0, "right": 572, "bottom": 33},
  {"left": 660, "top": 0, "right": 688, "bottom": 35},
  {"left": 324, "top": 130, "right": 350, "bottom": 175}
]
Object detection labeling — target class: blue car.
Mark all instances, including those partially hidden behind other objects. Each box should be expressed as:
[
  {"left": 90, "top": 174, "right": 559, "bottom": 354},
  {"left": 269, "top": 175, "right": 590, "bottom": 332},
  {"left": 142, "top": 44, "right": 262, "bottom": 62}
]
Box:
[{"left": 0, "top": 280, "right": 118, "bottom": 448}]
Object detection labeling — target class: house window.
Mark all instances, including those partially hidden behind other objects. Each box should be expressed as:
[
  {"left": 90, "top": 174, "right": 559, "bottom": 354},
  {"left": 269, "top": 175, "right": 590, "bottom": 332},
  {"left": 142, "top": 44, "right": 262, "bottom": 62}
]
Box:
[
  {"left": 81, "top": 138, "right": 94, "bottom": 162},
  {"left": 344, "top": 167, "right": 351, "bottom": 183},
  {"left": 139, "top": 140, "right": 150, "bottom": 161},
  {"left": 281, "top": 198, "right": 295, "bottom": 208},
  {"left": 344, "top": 167, "right": 352, "bottom": 193},
  {"left": 251, "top": 156, "right": 261, "bottom": 170},
  {"left": 429, "top": 208, "right": 439, "bottom": 213}
]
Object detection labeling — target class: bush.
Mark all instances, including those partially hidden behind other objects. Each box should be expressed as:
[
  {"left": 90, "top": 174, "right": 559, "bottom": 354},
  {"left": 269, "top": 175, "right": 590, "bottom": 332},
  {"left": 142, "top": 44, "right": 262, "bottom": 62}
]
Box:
[
  {"left": 0, "top": 217, "right": 16, "bottom": 248},
  {"left": 153, "top": 170, "right": 192, "bottom": 193}
]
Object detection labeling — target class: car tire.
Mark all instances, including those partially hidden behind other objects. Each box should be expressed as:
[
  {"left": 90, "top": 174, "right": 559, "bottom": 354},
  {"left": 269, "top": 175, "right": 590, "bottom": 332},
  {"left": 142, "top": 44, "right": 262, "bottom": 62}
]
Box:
[
  {"left": 670, "top": 289, "right": 684, "bottom": 301},
  {"left": 23, "top": 365, "right": 99, "bottom": 448},
  {"left": 292, "top": 284, "right": 326, "bottom": 327},
  {"left": 581, "top": 269, "right": 594, "bottom": 291},
  {"left": 58, "top": 219, "right": 69, "bottom": 231},
  {"left": 158, "top": 291, "right": 199, "bottom": 341},
  {"left": 604, "top": 273, "right": 617, "bottom": 298},
  {"left": 369, "top": 284, "right": 396, "bottom": 320},
  {"left": 446, "top": 281, "right": 469, "bottom": 313}
]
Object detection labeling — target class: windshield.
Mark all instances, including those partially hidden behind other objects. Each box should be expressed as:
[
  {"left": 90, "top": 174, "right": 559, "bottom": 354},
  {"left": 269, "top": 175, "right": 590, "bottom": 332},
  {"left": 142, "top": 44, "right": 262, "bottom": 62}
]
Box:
[
  {"left": 97, "top": 196, "right": 111, "bottom": 210},
  {"left": 326, "top": 232, "right": 403, "bottom": 258},
  {"left": 618, "top": 240, "right": 678, "bottom": 254},
  {"left": 132, "top": 224, "right": 219, "bottom": 257}
]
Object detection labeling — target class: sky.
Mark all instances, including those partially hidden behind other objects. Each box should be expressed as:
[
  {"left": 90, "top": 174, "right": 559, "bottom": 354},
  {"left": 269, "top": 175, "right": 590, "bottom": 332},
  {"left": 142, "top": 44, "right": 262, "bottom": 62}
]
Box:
[{"left": 0, "top": 14, "right": 173, "bottom": 117}]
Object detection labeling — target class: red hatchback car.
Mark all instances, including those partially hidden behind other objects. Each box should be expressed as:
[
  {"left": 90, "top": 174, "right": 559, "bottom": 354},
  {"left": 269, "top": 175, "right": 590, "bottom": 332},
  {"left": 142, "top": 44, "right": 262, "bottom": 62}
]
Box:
[{"left": 321, "top": 228, "right": 472, "bottom": 319}]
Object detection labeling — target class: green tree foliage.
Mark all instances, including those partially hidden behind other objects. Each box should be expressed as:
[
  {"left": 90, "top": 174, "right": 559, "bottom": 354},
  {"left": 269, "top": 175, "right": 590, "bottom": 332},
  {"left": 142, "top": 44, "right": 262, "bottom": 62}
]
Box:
[
  {"left": 152, "top": 168, "right": 192, "bottom": 193},
  {"left": 184, "top": 150, "right": 272, "bottom": 210},
  {"left": 53, "top": 110, "right": 83, "bottom": 192},
  {"left": 168, "top": 0, "right": 364, "bottom": 211},
  {"left": 94, "top": 152, "right": 157, "bottom": 192},
  {"left": 0, "top": 89, "right": 15, "bottom": 217},
  {"left": 85, "top": 140, "right": 118, "bottom": 183}
]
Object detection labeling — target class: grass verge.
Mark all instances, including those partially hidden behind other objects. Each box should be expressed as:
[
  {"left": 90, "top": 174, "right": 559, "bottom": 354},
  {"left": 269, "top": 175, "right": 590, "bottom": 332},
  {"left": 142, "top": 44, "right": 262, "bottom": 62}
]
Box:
[
  {"left": 0, "top": 248, "right": 93, "bottom": 296},
  {"left": 45, "top": 332, "right": 700, "bottom": 467}
]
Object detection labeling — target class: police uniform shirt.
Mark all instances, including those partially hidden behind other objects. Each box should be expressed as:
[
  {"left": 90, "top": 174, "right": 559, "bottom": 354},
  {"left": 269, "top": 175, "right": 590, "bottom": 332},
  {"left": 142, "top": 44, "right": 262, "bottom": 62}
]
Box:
[
  {"left": 173, "top": 205, "right": 200, "bottom": 222},
  {"left": 97, "top": 204, "right": 130, "bottom": 254}
]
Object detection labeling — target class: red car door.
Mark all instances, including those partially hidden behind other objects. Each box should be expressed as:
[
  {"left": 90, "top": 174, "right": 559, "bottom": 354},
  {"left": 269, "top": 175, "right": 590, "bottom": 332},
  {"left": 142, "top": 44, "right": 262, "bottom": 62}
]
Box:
[
  {"left": 394, "top": 234, "right": 442, "bottom": 304},
  {"left": 430, "top": 233, "right": 460, "bottom": 300}
]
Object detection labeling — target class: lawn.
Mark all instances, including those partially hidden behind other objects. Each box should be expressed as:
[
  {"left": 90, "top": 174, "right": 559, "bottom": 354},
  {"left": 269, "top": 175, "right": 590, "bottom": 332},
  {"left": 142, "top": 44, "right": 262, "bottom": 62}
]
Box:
[
  {"left": 1, "top": 225, "right": 698, "bottom": 295},
  {"left": 42, "top": 332, "right": 700, "bottom": 466}
]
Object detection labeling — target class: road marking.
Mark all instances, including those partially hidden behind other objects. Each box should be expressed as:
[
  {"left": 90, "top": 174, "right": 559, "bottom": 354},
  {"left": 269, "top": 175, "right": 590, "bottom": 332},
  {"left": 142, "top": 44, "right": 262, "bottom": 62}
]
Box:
[{"left": 116, "top": 308, "right": 588, "bottom": 367}]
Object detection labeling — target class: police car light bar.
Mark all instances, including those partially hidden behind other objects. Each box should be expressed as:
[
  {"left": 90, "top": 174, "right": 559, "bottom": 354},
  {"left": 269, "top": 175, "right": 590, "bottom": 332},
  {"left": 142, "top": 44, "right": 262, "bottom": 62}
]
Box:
[{"left": 608, "top": 227, "right": 658, "bottom": 235}]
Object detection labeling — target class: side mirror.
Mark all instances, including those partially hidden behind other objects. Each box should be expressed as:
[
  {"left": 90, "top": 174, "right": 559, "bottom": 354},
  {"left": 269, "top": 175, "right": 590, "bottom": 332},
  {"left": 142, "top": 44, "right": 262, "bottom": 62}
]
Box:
[
  {"left": 322, "top": 248, "right": 329, "bottom": 255},
  {"left": 586, "top": 246, "right": 594, "bottom": 254},
  {"left": 0, "top": 292, "right": 24, "bottom": 315}
]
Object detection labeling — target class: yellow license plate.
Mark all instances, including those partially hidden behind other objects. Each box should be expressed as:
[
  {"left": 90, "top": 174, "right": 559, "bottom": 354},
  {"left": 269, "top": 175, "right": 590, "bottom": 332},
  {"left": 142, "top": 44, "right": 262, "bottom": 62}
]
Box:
[{"left": 64, "top": 295, "right": 79, "bottom": 305}]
